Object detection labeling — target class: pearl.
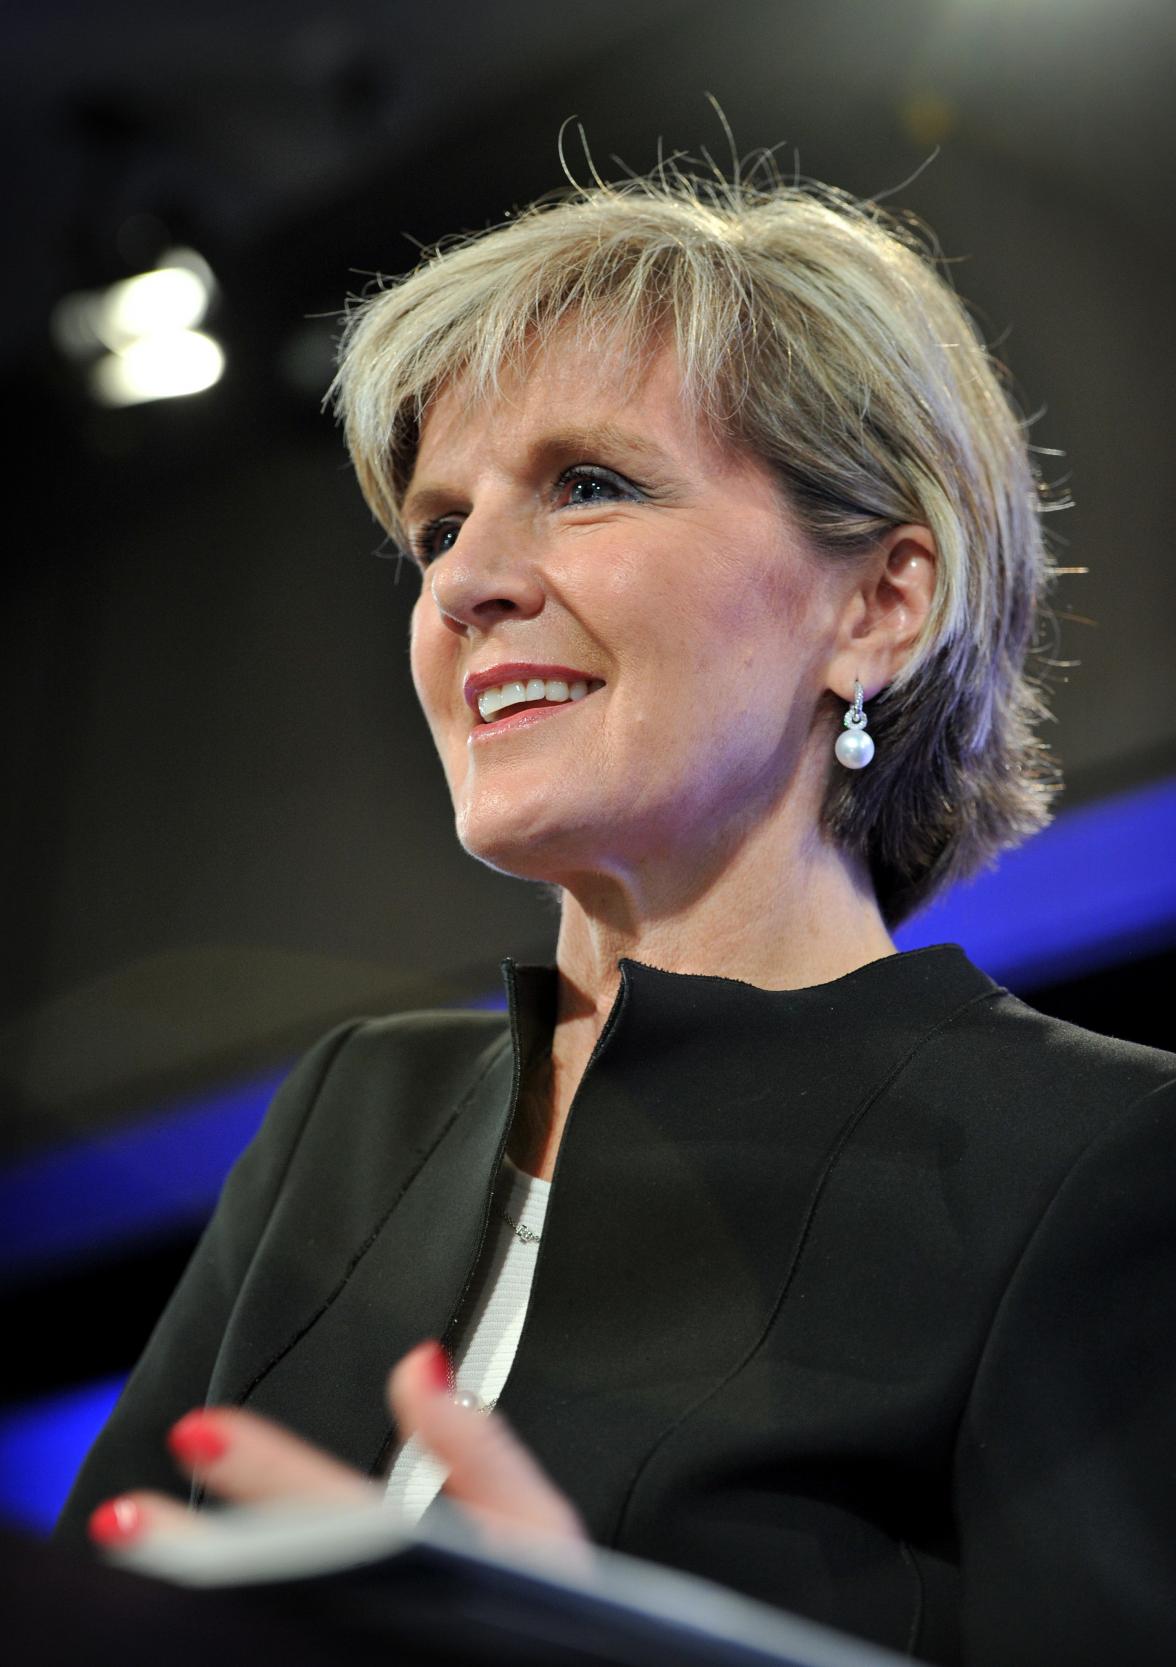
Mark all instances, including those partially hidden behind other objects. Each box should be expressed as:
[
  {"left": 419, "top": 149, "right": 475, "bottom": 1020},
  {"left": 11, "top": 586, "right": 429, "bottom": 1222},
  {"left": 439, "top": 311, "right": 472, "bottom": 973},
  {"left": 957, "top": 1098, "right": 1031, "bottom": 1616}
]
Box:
[
  {"left": 834, "top": 727, "right": 875, "bottom": 770},
  {"left": 452, "top": 1388, "right": 484, "bottom": 1412}
]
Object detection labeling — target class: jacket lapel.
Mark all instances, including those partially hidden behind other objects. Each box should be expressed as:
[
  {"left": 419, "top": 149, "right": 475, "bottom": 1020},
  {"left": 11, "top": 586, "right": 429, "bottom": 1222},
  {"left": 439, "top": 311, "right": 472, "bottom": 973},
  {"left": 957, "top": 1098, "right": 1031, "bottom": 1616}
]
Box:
[
  {"left": 211, "top": 962, "right": 556, "bottom": 1477},
  {"left": 208, "top": 1047, "right": 506, "bottom": 1473}
]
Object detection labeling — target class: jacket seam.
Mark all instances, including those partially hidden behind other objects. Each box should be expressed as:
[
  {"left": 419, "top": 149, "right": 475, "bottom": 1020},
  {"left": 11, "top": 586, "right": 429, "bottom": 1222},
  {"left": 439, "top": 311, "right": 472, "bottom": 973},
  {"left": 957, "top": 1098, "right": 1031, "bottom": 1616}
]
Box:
[
  {"left": 610, "top": 985, "right": 1003, "bottom": 1546},
  {"left": 209, "top": 1018, "right": 365, "bottom": 1381},
  {"left": 190, "top": 1017, "right": 366, "bottom": 1502},
  {"left": 247, "top": 1019, "right": 367, "bottom": 1240},
  {"left": 899, "top": 1539, "right": 925, "bottom": 1658},
  {"left": 226, "top": 1028, "right": 512, "bottom": 1410}
]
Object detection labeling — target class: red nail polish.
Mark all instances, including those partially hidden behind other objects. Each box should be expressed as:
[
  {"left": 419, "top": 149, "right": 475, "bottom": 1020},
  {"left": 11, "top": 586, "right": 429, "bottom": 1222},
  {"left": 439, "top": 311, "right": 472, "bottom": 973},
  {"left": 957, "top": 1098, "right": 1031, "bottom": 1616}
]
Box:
[
  {"left": 88, "top": 1497, "right": 142, "bottom": 1545},
  {"left": 423, "top": 1341, "right": 451, "bottom": 1394},
  {"left": 167, "top": 1410, "right": 229, "bottom": 1465}
]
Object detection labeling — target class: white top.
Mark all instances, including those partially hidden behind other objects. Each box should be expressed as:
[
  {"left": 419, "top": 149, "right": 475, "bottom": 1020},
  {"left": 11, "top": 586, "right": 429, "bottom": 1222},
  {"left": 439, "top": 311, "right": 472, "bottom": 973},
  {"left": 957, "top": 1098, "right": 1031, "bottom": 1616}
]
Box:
[{"left": 384, "top": 1156, "right": 551, "bottom": 1522}]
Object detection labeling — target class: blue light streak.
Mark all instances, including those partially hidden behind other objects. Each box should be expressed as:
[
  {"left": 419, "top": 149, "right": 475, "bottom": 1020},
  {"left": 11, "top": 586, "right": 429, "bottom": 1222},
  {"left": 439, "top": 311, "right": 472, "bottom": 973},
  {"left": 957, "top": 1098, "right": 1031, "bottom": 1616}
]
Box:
[
  {"left": 896, "top": 775, "right": 1176, "bottom": 984},
  {"left": 0, "top": 1068, "right": 289, "bottom": 1289},
  {"left": 0, "top": 1376, "right": 125, "bottom": 1533}
]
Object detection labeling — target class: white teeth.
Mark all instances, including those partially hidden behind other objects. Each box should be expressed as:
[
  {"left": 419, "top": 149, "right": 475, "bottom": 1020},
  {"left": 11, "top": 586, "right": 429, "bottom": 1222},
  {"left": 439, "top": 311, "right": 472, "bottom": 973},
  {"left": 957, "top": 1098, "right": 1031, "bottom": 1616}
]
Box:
[{"left": 475, "top": 676, "right": 602, "bottom": 722}]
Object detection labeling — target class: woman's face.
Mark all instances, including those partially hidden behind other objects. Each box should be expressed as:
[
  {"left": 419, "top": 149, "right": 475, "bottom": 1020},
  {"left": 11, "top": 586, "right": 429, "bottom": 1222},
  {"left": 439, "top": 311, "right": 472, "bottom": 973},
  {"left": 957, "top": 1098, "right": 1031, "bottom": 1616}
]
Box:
[{"left": 404, "top": 335, "right": 849, "bottom": 891}]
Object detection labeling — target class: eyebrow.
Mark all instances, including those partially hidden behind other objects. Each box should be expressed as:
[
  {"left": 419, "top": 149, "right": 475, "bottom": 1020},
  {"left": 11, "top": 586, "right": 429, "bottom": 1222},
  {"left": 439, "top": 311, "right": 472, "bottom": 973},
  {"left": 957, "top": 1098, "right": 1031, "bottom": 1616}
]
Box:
[
  {"left": 401, "top": 423, "right": 680, "bottom": 526},
  {"left": 536, "top": 424, "right": 678, "bottom": 472}
]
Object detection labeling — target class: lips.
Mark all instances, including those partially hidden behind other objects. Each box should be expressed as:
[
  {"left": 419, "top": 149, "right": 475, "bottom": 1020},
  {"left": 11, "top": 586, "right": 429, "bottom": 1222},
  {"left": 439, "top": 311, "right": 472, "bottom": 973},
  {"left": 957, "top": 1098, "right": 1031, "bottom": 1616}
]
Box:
[{"left": 460, "top": 656, "right": 607, "bottom": 723}]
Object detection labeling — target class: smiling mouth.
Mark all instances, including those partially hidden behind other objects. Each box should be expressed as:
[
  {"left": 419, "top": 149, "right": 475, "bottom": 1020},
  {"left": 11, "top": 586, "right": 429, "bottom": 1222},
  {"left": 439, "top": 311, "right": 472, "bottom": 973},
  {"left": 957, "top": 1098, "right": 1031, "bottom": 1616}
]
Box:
[{"left": 474, "top": 676, "right": 606, "bottom": 726}]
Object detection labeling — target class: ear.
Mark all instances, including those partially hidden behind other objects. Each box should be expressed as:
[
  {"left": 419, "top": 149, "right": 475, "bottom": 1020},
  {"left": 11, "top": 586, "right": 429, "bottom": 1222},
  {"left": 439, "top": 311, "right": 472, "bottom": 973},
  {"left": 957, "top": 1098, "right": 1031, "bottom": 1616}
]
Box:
[{"left": 825, "top": 524, "right": 937, "bottom": 704}]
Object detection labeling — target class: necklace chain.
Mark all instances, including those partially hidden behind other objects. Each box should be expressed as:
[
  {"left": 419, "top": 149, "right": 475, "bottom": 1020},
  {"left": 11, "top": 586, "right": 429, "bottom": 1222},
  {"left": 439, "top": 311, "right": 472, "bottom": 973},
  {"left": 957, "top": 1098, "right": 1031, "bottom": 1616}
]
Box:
[
  {"left": 500, "top": 1206, "right": 541, "bottom": 1244},
  {"left": 448, "top": 1203, "right": 540, "bottom": 1413}
]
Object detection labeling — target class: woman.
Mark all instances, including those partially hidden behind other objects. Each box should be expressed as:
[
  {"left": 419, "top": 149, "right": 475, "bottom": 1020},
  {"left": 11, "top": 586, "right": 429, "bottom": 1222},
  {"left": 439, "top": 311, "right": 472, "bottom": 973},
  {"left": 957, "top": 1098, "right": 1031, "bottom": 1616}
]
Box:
[{"left": 59, "top": 172, "right": 1176, "bottom": 1664}]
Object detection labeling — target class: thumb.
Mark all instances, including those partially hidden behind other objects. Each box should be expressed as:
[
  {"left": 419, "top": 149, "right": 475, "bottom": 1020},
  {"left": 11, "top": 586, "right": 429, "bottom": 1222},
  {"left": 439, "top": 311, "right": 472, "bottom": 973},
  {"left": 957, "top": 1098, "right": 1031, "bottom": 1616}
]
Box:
[{"left": 388, "top": 1342, "right": 587, "bottom": 1549}]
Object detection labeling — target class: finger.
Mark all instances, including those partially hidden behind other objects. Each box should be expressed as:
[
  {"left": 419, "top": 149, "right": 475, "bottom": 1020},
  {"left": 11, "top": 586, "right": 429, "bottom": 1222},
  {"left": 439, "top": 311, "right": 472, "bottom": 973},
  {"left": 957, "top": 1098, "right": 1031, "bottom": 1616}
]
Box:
[
  {"left": 88, "top": 1489, "right": 200, "bottom": 1548},
  {"left": 388, "top": 1342, "right": 587, "bottom": 1546},
  {"left": 166, "top": 1407, "right": 374, "bottom": 1507}
]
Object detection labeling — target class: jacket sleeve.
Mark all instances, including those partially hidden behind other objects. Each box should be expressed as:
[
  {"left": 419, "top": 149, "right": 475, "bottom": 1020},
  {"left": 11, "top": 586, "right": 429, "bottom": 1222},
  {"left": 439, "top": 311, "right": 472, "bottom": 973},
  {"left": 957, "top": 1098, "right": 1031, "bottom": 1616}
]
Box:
[
  {"left": 54, "top": 1022, "right": 364, "bottom": 1549},
  {"left": 956, "top": 1075, "right": 1176, "bottom": 1666}
]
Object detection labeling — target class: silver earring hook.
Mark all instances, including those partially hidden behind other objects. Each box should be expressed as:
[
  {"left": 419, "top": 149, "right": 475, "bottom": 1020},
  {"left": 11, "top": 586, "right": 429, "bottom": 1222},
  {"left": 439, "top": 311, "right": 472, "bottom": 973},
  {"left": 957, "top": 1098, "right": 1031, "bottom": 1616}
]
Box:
[{"left": 835, "top": 679, "right": 875, "bottom": 768}]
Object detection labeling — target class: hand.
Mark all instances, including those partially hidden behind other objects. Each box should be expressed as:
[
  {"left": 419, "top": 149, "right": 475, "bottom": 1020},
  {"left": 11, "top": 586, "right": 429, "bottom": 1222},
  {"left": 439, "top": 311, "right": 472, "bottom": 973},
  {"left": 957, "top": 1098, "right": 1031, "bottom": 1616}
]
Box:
[{"left": 88, "top": 1340, "right": 587, "bottom": 1556}]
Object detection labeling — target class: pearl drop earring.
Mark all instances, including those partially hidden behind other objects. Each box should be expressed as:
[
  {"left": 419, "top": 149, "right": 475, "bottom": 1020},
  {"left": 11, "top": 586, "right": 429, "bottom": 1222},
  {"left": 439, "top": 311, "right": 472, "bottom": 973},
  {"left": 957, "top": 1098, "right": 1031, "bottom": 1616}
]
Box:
[{"left": 834, "top": 681, "right": 875, "bottom": 770}]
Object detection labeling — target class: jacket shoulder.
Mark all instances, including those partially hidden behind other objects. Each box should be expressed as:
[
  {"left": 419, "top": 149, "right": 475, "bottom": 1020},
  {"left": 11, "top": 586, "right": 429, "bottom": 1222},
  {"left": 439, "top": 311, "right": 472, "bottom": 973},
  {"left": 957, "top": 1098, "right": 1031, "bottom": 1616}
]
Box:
[
  {"left": 253, "top": 1005, "right": 512, "bottom": 1169},
  {"left": 968, "top": 985, "right": 1175, "bottom": 1089},
  {"left": 322, "top": 1005, "right": 511, "bottom": 1086},
  {"left": 916, "top": 978, "right": 1176, "bottom": 1160}
]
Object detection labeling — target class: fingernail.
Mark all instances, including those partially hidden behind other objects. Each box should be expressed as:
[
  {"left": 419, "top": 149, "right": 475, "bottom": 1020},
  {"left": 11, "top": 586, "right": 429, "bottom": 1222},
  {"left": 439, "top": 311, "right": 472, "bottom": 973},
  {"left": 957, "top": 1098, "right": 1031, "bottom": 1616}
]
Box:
[
  {"left": 422, "top": 1340, "right": 451, "bottom": 1395},
  {"left": 88, "top": 1496, "right": 142, "bottom": 1545},
  {"left": 167, "top": 1410, "right": 229, "bottom": 1465}
]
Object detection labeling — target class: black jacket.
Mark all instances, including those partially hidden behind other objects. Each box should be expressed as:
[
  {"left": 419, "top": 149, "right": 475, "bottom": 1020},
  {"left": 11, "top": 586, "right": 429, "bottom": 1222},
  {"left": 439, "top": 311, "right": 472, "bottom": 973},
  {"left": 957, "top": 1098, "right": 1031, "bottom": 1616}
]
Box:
[{"left": 58, "top": 946, "right": 1176, "bottom": 1664}]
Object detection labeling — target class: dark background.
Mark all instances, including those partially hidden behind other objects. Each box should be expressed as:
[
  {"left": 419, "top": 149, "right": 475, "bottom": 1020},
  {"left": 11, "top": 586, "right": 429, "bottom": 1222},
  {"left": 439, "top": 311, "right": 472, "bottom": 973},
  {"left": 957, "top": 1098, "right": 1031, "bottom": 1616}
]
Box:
[{"left": 1, "top": 0, "right": 1174, "bottom": 1480}]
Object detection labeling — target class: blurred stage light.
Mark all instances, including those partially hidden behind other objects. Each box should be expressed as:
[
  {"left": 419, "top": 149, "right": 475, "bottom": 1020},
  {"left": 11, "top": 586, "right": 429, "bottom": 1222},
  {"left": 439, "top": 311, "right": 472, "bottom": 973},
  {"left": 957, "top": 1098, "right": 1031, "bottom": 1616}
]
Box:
[
  {"left": 51, "top": 248, "right": 225, "bottom": 406},
  {"left": 95, "top": 263, "right": 210, "bottom": 348},
  {"left": 90, "top": 328, "right": 225, "bottom": 407}
]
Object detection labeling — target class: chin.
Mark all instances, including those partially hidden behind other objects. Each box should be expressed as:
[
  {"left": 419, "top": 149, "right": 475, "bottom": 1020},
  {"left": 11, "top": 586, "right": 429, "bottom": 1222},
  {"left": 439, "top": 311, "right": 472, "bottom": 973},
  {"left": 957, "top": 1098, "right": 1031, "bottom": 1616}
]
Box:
[{"left": 454, "top": 796, "right": 601, "bottom": 885}]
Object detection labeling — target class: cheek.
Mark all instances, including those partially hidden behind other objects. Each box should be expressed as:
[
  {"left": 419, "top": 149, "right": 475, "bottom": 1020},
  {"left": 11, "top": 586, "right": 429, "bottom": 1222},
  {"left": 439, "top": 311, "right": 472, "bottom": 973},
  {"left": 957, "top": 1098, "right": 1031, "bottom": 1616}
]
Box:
[
  {"left": 408, "top": 599, "right": 445, "bottom": 713},
  {"left": 407, "top": 608, "right": 429, "bottom": 708},
  {"left": 407, "top": 609, "right": 462, "bottom": 776},
  {"left": 601, "top": 531, "right": 816, "bottom": 688},
  {"left": 565, "top": 539, "right": 699, "bottom": 659}
]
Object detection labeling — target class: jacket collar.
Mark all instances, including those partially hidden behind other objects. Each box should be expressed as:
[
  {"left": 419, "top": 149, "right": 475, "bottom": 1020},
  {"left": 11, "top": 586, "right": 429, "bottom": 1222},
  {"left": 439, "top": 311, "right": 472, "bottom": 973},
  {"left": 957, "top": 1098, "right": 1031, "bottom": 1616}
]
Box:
[{"left": 502, "top": 943, "right": 997, "bottom": 1082}]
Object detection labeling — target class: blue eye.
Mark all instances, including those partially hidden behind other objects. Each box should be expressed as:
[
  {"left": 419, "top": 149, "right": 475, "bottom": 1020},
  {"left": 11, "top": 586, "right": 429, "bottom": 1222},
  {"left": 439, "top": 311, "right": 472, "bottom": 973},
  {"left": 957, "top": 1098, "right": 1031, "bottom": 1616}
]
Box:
[
  {"left": 556, "top": 466, "right": 635, "bottom": 508},
  {"left": 412, "top": 518, "right": 461, "bottom": 566}
]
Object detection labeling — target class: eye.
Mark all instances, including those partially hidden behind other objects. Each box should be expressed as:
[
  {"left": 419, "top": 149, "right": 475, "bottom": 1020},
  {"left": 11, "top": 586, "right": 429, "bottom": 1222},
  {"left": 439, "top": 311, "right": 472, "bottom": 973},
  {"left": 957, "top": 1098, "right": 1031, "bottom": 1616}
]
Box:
[
  {"left": 554, "top": 465, "right": 640, "bottom": 509},
  {"left": 410, "top": 516, "right": 463, "bottom": 566}
]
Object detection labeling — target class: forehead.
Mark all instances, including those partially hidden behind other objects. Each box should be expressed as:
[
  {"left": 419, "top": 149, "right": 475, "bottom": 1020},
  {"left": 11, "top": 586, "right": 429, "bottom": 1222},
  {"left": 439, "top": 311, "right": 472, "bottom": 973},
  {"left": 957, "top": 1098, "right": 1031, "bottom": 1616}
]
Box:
[{"left": 408, "top": 329, "right": 731, "bottom": 486}]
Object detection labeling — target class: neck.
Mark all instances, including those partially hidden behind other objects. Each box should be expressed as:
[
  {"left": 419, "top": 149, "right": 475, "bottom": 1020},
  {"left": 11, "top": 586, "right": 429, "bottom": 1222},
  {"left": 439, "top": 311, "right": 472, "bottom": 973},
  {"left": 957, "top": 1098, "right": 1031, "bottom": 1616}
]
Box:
[{"left": 507, "top": 792, "right": 895, "bottom": 1180}]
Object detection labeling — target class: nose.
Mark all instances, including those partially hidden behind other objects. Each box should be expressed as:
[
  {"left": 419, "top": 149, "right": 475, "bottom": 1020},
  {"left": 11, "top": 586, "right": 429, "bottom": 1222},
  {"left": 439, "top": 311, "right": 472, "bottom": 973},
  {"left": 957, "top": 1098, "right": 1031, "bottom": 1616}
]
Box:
[{"left": 427, "top": 518, "right": 546, "bottom": 636}]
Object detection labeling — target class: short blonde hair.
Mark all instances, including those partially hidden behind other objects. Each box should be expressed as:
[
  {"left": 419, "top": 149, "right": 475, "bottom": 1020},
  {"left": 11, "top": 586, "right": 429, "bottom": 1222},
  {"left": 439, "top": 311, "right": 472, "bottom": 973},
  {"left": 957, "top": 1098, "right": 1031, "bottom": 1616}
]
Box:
[{"left": 332, "top": 173, "right": 1059, "bottom": 924}]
